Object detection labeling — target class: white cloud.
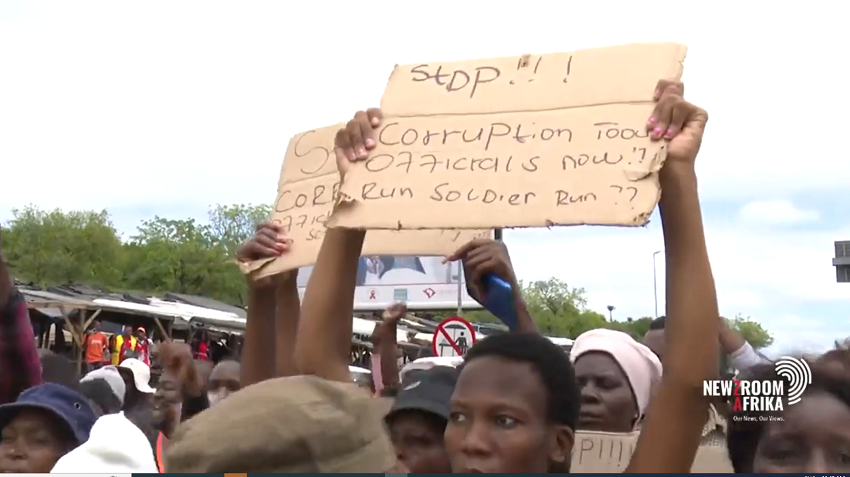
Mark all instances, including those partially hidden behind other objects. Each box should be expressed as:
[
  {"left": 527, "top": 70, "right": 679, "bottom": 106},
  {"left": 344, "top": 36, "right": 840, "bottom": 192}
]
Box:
[
  {"left": 737, "top": 200, "right": 819, "bottom": 226},
  {"left": 763, "top": 314, "right": 840, "bottom": 358},
  {"left": 506, "top": 217, "right": 850, "bottom": 351},
  {"left": 2, "top": 1, "right": 849, "bottom": 352}
]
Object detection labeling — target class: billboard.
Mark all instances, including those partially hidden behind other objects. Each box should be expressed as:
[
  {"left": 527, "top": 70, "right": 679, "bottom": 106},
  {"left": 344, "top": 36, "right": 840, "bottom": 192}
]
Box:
[{"left": 296, "top": 255, "right": 483, "bottom": 311}]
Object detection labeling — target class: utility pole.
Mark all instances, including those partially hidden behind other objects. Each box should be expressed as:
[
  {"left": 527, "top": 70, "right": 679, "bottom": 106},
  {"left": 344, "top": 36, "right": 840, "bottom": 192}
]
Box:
[{"left": 652, "top": 250, "right": 662, "bottom": 317}]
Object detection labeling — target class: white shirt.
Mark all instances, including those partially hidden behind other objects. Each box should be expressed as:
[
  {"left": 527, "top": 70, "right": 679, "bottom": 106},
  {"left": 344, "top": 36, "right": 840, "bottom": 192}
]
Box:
[
  {"left": 730, "top": 341, "right": 768, "bottom": 372},
  {"left": 51, "top": 412, "right": 158, "bottom": 473}
]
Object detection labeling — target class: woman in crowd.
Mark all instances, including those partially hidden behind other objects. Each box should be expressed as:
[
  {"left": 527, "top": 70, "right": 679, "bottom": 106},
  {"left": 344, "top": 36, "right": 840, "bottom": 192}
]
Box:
[
  {"left": 570, "top": 328, "right": 662, "bottom": 433},
  {"left": 0, "top": 383, "right": 97, "bottom": 473},
  {"left": 385, "top": 365, "right": 456, "bottom": 473},
  {"left": 726, "top": 361, "right": 850, "bottom": 473}
]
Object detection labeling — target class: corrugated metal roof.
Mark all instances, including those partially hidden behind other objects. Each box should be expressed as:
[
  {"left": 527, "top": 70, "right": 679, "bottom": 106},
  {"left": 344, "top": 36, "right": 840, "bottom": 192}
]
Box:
[
  {"left": 20, "top": 285, "right": 437, "bottom": 347},
  {"left": 21, "top": 289, "right": 93, "bottom": 309},
  {"left": 90, "top": 298, "right": 189, "bottom": 324},
  {"left": 30, "top": 307, "right": 64, "bottom": 319},
  {"left": 148, "top": 298, "right": 243, "bottom": 322},
  {"left": 164, "top": 293, "right": 247, "bottom": 318}
]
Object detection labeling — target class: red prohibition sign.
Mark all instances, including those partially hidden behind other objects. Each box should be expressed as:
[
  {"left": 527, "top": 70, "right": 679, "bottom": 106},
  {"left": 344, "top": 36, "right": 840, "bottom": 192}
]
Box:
[{"left": 432, "top": 316, "right": 477, "bottom": 357}]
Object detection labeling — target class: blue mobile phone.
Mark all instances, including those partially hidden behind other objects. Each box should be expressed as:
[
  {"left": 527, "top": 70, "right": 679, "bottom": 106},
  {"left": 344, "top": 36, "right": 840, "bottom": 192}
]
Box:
[{"left": 467, "top": 273, "right": 519, "bottom": 331}]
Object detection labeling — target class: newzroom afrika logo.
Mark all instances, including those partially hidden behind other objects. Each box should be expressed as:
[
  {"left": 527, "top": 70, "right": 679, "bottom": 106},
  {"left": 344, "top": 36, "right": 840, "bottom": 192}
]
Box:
[{"left": 703, "top": 357, "right": 812, "bottom": 419}]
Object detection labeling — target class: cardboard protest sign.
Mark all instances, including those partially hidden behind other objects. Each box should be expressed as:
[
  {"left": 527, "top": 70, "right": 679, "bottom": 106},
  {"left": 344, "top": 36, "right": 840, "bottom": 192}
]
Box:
[
  {"left": 571, "top": 431, "right": 733, "bottom": 473},
  {"left": 240, "top": 124, "right": 490, "bottom": 279},
  {"left": 329, "top": 42, "right": 687, "bottom": 231}
]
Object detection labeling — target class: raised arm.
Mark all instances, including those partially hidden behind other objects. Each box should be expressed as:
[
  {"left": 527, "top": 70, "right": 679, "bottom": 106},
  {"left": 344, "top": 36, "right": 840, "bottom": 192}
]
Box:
[
  {"left": 0, "top": 231, "right": 41, "bottom": 403},
  {"left": 237, "top": 223, "right": 289, "bottom": 387},
  {"left": 294, "top": 109, "right": 382, "bottom": 382},
  {"left": 274, "top": 271, "right": 300, "bottom": 377},
  {"left": 628, "top": 80, "right": 718, "bottom": 472},
  {"left": 720, "top": 319, "right": 768, "bottom": 372},
  {"left": 377, "top": 303, "right": 406, "bottom": 389}
]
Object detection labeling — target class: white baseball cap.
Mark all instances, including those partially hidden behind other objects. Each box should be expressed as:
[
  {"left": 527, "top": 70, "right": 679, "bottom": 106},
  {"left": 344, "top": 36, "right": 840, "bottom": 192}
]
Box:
[{"left": 118, "top": 359, "right": 155, "bottom": 394}]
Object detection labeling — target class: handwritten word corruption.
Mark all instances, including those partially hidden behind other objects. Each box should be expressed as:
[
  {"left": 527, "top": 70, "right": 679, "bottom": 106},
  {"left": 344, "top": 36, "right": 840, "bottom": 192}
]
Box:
[{"left": 329, "top": 42, "right": 687, "bottom": 231}]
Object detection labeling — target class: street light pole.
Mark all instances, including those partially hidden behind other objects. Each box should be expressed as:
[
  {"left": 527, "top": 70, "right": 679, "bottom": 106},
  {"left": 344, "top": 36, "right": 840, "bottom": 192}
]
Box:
[
  {"left": 652, "top": 250, "right": 662, "bottom": 318},
  {"left": 456, "top": 261, "right": 463, "bottom": 316}
]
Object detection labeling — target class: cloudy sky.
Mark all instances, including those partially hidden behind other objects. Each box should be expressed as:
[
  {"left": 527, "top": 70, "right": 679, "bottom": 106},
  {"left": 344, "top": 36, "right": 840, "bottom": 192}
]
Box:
[{"left": 2, "top": 1, "right": 847, "bottom": 355}]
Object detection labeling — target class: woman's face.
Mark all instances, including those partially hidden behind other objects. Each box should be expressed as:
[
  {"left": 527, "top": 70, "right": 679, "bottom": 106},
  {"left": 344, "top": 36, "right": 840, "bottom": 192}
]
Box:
[
  {"left": 574, "top": 352, "right": 638, "bottom": 433},
  {"left": 443, "top": 355, "right": 571, "bottom": 473},
  {"left": 388, "top": 411, "right": 451, "bottom": 473},
  {"left": 0, "top": 409, "right": 74, "bottom": 473},
  {"left": 753, "top": 391, "right": 850, "bottom": 473}
]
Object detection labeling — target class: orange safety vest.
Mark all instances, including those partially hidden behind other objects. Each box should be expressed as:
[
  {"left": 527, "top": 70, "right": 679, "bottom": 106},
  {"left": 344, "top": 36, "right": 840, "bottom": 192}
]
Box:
[{"left": 156, "top": 432, "right": 167, "bottom": 473}]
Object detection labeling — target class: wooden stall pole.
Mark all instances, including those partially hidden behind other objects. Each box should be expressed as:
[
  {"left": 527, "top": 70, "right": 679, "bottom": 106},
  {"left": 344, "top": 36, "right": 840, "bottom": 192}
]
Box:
[
  {"left": 82, "top": 309, "right": 101, "bottom": 332},
  {"left": 153, "top": 317, "right": 170, "bottom": 343},
  {"left": 59, "top": 307, "right": 85, "bottom": 377}
]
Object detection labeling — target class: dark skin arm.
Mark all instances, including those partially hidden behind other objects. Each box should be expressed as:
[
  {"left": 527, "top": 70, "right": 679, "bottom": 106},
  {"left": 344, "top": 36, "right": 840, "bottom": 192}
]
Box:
[
  {"left": 242, "top": 287, "right": 276, "bottom": 386},
  {"left": 627, "top": 80, "right": 717, "bottom": 473},
  {"left": 445, "top": 239, "right": 537, "bottom": 333},
  {"left": 294, "top": 109, "right": 382, "bottom": 382},
  {"left": 237, "top": 223, "right": 290, "bottom": 387},
  {"left": 274, "top": 272, "right": 300, "bottom": 377},
  {"left": 377, "top": 302, "right": 406, "bottom": 388},
  {"left": 294, "top": 227, "right": 364, "bottom": 381}
]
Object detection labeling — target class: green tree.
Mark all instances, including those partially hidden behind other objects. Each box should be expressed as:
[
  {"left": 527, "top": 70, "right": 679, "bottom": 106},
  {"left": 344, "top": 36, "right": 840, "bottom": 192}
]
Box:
[
  {"left": 1, "top": 206, "right": 124, "bottom": 286},
  {"left": 607, "top": 316, "right": 654, "bottom": 340},
  {"left": 122, "top": 204, "right": 272, "bottom": 306},
  {"left": 123, "top": 216, "right": 241, "bottom": 303},
  {"left": 521, "top": 278, "right": 608, "bottom": 337},
  {"left": 726, "top": 313, "right": 774, "bottom": 350},
  {"left": 449, "top": 277, "right": 609, "bottom": 338},
  {"left": 206, "top": 204, "right": 271, "bottom": 257},
  {"left": 0, "top": 203, "right": 779, "bottom": 347}
]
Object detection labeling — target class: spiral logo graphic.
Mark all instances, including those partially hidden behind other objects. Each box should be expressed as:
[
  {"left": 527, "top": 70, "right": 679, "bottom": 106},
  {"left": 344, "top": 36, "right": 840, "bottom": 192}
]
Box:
[{"left": 774, "top": 357, "right": 812, "bottom": 405}]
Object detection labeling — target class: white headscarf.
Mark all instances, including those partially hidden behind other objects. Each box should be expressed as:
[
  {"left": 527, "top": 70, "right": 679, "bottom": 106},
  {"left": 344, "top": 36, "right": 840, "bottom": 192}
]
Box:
[{"left": 570, "top": 328, "right": 662, "bottom": 417}]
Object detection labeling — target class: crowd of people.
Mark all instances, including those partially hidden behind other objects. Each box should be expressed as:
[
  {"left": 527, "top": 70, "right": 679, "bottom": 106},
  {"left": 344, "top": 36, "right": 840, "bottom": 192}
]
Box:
[
  {"left": 1, "top": 79, "right": 849, "bottom": 474},
  {"left": 81, "top": 322, "right": 155, "bottom": 373}
]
